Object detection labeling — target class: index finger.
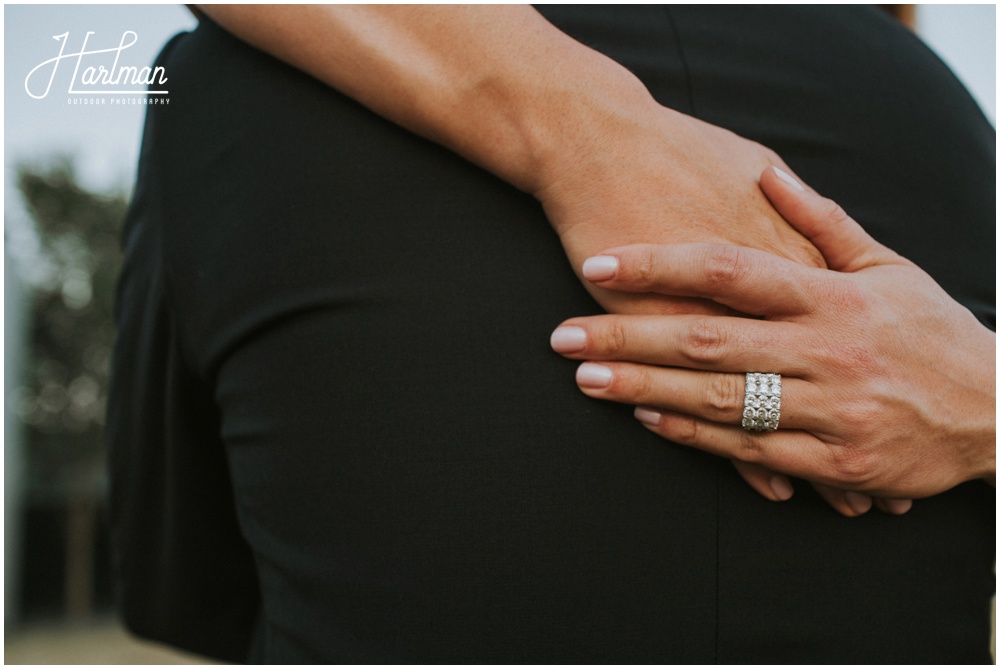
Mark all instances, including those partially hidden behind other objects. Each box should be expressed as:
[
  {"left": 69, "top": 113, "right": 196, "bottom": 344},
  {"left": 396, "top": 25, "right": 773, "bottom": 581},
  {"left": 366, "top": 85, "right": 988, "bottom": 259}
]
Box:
[{"left": 581, "top": 243, "right": 817, "bottom": 317}]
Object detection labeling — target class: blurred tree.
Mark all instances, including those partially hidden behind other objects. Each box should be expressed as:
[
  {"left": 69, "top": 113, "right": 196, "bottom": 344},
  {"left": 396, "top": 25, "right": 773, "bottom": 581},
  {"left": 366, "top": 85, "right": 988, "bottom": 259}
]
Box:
[{"left": 11, "top": 157, "right": 127, "bottom": 620}]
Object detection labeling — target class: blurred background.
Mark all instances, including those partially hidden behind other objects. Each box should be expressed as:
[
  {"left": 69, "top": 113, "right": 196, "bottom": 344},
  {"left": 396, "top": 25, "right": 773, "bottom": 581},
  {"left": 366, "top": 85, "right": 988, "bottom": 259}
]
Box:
[{"left": 3, "top": 4, "right": 995, "bottom": 664}]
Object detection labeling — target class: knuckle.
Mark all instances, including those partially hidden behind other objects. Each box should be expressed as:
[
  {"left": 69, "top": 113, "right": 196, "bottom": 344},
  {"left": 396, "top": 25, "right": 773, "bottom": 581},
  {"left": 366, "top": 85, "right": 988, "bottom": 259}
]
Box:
[
  {"left": 662, "top": 412, "right": 700, "bottom": 444},
  {"left": 829, "top": 445, "right": 879, "bottom": 487},
  {"left": 820, "top": 197, "right": 852, "bottom": 228},
  {"left": 705, "top": 374, "right": 743, "bottom": 417},
  {"left": 599, "top": 320, "right": 628, "bottom": 357},
  {"left": 703, "top": 245, "right": 750, "bottom": 289},
  {"left": 625, "top": 247, "right": 658, "bottom": 289},
  {"left": 736, "top": 429, "right": 766, "bottom": 464},
  {"left": 628, "top": 367, "right": 656, "bottom": 404},
  {"left": 681, "top": 318, "right": 729, "bottom": 365},
  {"left": 836, "top": 398, "right": 880, "bottom": 434},
  {"left": 605, "top": 365, "right": 653, "bottom": 404}
]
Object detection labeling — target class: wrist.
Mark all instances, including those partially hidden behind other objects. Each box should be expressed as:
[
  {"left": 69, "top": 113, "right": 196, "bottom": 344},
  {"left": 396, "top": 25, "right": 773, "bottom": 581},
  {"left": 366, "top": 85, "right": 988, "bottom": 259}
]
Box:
[
  {"left": 514, "top": 52, "right": 659, "bottom": 196},
  {"left": 441, "top": 29, "right": 659, "bottom": 195}
]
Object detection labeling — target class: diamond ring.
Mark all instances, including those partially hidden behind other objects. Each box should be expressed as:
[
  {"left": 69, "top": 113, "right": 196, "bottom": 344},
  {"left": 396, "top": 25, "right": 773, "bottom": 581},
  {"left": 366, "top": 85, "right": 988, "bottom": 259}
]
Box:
[{"left": 742, "top": 372, "right": 781, "bottom": 432}]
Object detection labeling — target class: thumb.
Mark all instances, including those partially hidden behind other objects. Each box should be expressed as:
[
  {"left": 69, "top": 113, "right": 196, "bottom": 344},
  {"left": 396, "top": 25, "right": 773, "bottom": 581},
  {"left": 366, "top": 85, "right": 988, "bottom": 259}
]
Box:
[{"left": 760, "top": 166, "right": 896, "bottom": 272}]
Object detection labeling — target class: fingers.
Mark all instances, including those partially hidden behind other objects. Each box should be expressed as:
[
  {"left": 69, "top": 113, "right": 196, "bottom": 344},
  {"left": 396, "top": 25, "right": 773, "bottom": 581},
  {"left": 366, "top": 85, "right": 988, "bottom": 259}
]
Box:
[
  {"left": 580, "top": 243, "right": 816, "bottom": 317},
  {"left": 634, "top": 408, "right": 829, "bottom": 482},
  {"left": 574, "top": 361, "right": 818, "bottom": 429},
  {"left": 550, "top": 315, "right": 810, "bottom": 376},
  {"left": 811, "top": 485, "right": 912, "bottom": 518},
  {"left": 636, "top": 407, "right": 912, "bottom": 516},
  {"left": 875, "top": 498, "right": 913, "bottom": 515},
  {"left": 731, "top": 463, "right": 880, "bottom": 518},
  {"left": 731, "top": 460, "right": 795, "bottom": 502},
  {"left": 810, "top": 482, "right": 873, "bottom": 518},
  {"left": 759, "top": 166, "right": 901, "bottom": 273},
  {"left": 731, "top": 459, "right": 913, "bottom": 518},
  {"left": 802, "top": 485, "right": 912, "bottom": 517},
  {"left": 732, "top": 459, "right": 914, "bottom": 518},
  {"left": 731, "top": 459, "right": 872, "bottom": 518}
]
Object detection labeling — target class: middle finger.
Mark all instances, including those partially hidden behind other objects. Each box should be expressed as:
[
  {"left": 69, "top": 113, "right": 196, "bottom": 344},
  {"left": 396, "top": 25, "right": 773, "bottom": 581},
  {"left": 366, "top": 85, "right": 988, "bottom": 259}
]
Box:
[
  {"left": 552, "top": 314, "right": 811, "bottom": 376},
  {"left": 574, "top": 362, "right": 822, "bottom": 431}
]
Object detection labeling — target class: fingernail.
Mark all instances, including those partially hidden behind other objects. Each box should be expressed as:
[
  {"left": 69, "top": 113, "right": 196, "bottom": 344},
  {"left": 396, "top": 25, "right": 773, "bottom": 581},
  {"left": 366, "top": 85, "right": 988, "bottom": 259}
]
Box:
[
  {"left": 769, "top": 476, "right": 794, "bottom": 501},
  {"left": 582, "top": 255, "right": 619, "bottom": 281},
  {"left": 576, "top": 362, "right": 613, "bottom": 388},
  {"left": 773, "top": 166, "right": 805, "bottom": 192},
  {"left": 883, "top": 498, "right": 913, "bottom": 515},
  {"left": 550, "top": 326, "right": 587, "bottom": 353},
  {"left": 844, "top": 491, "right": 872, "bottom": 514},
  {"left": 634, "top": 406, "right": 662, "bottom": 426}
]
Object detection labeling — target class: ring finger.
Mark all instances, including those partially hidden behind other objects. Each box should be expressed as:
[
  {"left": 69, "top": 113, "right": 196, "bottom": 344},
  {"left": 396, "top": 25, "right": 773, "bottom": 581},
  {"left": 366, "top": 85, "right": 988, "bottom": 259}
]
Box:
[{"left": 574, "top": 362, "right": 821, "bottom": 431}]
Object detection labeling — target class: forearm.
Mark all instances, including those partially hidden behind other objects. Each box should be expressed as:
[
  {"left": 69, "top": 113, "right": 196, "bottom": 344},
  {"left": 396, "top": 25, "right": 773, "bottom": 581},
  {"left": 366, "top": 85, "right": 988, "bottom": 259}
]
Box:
[{"left": 198, "top": 5, "right": 654, "bottom": 194}]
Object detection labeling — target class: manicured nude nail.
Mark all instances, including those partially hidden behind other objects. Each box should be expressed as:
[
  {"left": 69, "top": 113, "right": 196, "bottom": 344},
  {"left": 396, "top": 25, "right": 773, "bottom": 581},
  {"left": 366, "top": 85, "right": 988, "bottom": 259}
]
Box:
[
  {"left": 769, "top": 476, "right": 794, "bottom": 501},
  {"left": 576, "top": 363, "right": 613, "bottom": 388},
  {"left": 844, "top": 491, "right": 872, "bottom": 514},
  {"left": 773, "top": 166, "right": 805, "bottom": 192},
  {"left": 634, "top": 406, "right": 662, "bottom": 426},
  {"left": 582, "top": 255, "right": 619, "bottom": 281},
  {"left": 550, "top": 326, "right": 587, "bottom": 353}
]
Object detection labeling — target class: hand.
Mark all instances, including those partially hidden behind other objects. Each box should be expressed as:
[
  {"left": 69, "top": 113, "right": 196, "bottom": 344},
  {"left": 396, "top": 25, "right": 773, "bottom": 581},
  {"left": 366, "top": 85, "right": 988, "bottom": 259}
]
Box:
[
  {"left": 549, "top": 167, "right": 996, "bottom": 514},
  {"left": 536, "top": 106, "right": 826, "bottom": 317}
]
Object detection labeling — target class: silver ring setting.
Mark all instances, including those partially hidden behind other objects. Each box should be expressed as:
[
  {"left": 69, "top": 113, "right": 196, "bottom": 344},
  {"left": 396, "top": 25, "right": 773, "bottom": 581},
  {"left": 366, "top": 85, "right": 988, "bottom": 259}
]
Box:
[{"left": 742, "top": 372, "right": 781, "bottom": 432}]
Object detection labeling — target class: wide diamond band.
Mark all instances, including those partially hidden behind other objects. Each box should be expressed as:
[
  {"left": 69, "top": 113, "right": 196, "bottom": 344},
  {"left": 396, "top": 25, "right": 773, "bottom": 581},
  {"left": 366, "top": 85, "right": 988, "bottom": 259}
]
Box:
[{"left": 742, "top": 372, "right": 781, "bottom": 432}]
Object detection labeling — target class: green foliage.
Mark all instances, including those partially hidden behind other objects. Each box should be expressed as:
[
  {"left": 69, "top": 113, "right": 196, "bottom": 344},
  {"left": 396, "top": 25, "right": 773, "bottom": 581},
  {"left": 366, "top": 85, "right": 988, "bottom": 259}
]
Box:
[{"left": 12, "top": 158, "right": 127, "bottom": 500}]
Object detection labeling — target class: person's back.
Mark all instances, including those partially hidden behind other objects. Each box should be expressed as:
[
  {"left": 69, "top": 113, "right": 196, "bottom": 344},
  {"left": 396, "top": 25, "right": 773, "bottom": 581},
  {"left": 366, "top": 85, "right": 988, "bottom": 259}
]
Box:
[{"left": 109, "top": 7, "right": 995, "bottom": 662}]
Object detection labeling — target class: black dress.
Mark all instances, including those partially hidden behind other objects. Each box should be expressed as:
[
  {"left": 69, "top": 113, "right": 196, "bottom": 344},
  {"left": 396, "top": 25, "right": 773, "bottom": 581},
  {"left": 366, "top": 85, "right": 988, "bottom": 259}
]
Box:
[{"left": 108, "top": 6, "right": 995, "bottom": 663}]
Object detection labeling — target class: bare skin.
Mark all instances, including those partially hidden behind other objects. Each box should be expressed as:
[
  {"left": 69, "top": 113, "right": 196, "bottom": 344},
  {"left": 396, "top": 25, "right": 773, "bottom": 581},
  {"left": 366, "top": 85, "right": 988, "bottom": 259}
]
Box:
[{"left": 551, "top": 167, "right": 995, "bottom": 513}]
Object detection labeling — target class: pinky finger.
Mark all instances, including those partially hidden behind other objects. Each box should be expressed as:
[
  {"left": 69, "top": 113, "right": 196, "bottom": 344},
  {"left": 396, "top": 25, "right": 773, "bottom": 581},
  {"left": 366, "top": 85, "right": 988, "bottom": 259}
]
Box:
[{"left": 634, "top": 407, "right": 827, "bottom": 482}]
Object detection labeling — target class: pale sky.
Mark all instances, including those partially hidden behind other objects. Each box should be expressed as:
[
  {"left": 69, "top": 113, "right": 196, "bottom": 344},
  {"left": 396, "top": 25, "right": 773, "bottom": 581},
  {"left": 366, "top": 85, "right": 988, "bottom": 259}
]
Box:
[{"left": 918, "top": 4, "right": 996, "bottom": 122}]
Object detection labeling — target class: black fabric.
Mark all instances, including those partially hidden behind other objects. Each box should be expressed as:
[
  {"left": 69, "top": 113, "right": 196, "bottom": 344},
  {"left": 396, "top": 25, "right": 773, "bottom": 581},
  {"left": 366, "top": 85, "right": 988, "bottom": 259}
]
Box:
[
  {"left": 107, "top": 32, "right": 261, "bottom": 663},
  {"left": 109, "top": 6, "right": 995, "bottom": 664}
]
